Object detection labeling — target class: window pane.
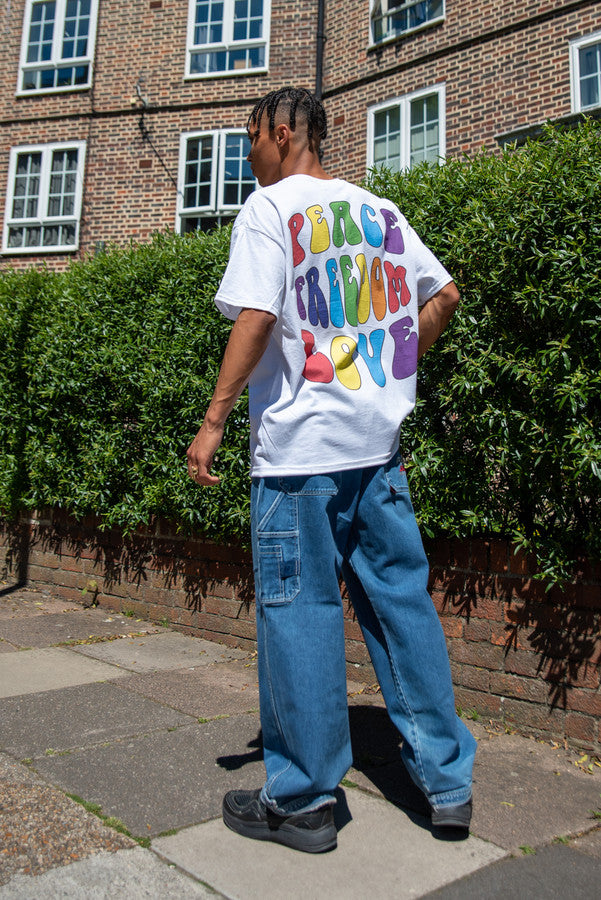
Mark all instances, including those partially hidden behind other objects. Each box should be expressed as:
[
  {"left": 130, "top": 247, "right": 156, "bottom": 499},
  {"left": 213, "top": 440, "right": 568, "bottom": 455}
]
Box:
[
  {"left": 580, "top": 75, "right": 599, "bottom": 109},
  {"left": 26, "top": 1, "right": 56, "bottom": 63},
  {"left": 247, "top": 45, "right": 264, "bottom": 68},
  {"left": 194, "top": 0, "right": 224, "bottom": 45},
  {"left": 47, "top": 149, "right": 78, "bottom": 216},
  {"left": 183, "top": 136, "right": 213, "bottom": 209},
  {"left": 222, "top": 133, "right": 253, "bottom": 206},
  {"left": 233, "top": 0, "right": 262, "bottom": 41},
  {"left": 373, "top": 107, "right": 400, "bottom": 169},
  {"left": 375, "top": 0, "right": 443, "bottom": 42},
  {"left": 62, "top": 0, "right": 91, "bottom": 60},
  {"left": 579, "top": 44, "right": 601, "bottom": 109},
  {"left": 12, "top": 153, "right": 42, "bottom": 219},
  {"left": 25, "top": 225, "right": 42, "bottom": 247},
  {"left": 8, "top": 227, "right": 25, "bottom": 249},
  {"left": 580, "top": 44, "right": 600, "bottom": 77}
]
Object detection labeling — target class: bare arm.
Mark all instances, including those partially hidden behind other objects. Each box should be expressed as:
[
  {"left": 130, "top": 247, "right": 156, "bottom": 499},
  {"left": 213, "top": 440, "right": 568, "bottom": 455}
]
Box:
[
  {"left": 187, "top": 308, "right": 276, "bottom": 486},
  {"left": 417, "top": 281, "right": 460, "bottom": 359}
]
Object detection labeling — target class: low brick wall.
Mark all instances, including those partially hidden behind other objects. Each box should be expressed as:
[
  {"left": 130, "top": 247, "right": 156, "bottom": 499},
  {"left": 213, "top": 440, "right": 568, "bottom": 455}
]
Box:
[{"left": 1, "top": 509, "right": 600, "bottom": 753}]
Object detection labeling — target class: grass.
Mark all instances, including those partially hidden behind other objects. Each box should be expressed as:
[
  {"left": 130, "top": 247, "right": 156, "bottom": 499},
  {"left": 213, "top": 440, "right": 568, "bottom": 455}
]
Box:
[{"left": 66, "top": 793, "right": 151, "bottom": 848}]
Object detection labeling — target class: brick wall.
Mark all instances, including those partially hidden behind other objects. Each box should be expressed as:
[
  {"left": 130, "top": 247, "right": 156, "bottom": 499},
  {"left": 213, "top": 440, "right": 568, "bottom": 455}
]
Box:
[
  {"left": 3, "top": 1, "right": 601, "bottom": 269},
  {"left": 2, "top": 509, "right": 599, "bottom": 753}
]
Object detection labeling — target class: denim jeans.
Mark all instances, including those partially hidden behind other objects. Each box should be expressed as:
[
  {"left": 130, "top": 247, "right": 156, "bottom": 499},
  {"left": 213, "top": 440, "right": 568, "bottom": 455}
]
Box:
[{"left": 251, "top": 453, "right": 476, "bottom": 816}]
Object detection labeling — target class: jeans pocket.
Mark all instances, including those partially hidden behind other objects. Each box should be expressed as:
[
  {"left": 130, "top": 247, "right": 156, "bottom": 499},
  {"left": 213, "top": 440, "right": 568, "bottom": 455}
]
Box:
[
  {"left": 256, "top": 489, "right": 300, "bottom": 606},
  {"left": 385, "top": 455, "right": 410, "bottom": 494}
]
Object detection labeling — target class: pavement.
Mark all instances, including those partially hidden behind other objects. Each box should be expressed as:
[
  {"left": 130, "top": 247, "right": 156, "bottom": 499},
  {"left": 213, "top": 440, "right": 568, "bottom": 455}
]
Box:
[{"left": 0, "top": 586, "right": 600, "bottom": 899}]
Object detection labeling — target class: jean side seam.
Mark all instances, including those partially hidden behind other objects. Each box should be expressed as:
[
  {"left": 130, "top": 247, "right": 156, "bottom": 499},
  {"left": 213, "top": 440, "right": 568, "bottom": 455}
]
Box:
[
  {"left": 258, "top": 491, "right": 299, "bottom": 792},
  {"left": 377, "top": 614, "right": 431, "bottom": 797}
]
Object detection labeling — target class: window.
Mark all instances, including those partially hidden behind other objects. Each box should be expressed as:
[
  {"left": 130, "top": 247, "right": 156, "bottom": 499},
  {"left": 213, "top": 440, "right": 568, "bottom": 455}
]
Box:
[
  {"left": 3, "top": 142, "right": 86, "bottom": 253},
  {"left": 367, "top": 86, "right": 446, "bottom": 172},
  {"left": 177, "top": 130, "right": 255, "bottom": 232},
  {"left": 186, "top": 0, "right": 270, "bottom": 77},
  {"left": 18, "top": 0, "right": 98, "bottom": 94},
  {"left": 370, "top": 0, "right": 444, "bottom": 45},
  {"left": 570, "top": 31, "right": 601, "bottom": 112}
]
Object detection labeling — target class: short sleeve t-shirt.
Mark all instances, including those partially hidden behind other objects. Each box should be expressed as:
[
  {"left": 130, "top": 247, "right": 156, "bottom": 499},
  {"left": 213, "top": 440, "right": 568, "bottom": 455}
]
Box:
[{"left": 214, "top": 174, "right": 452, "bottom": 477}]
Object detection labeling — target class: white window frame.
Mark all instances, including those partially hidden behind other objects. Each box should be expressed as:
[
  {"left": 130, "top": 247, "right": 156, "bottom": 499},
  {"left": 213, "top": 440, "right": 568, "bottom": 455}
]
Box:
[
  {"left": 17, "top": 0, "right": 99, "bottom": 96},
  {"left": 185, "top": 0, "right": 271, "bottom": 79},
  {"left": 2, "top": 141, "right": 86, "bottom": 254},
  {"left": 176, "top": 129, "right": 255, "bottom": 232},
  {"left": 570, "top": 30, "right": 601, "bottom": 112},
  {"left": 367, "top": 85, "right": 446, "bottom": 173},
  {"left": 370, "top": 0, "right": 445, "bottom": 48}
]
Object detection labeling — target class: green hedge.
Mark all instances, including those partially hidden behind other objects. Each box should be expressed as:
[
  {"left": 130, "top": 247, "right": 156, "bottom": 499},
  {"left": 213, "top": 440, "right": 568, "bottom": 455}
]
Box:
[
  {"left": 365, "top": 119, "right": 601, "bottom": 583},
  {"left": 1, "top": 120, "right": 600, "bottom": 582},
  {"left": 0, "top": 229, "right": 252, "bottom": 540}
]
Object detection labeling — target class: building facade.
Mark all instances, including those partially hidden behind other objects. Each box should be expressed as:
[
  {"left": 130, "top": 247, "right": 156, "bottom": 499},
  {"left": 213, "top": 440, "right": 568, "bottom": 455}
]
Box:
[{"left": 1, "top": 0, "right": 600, "bottom": 269}]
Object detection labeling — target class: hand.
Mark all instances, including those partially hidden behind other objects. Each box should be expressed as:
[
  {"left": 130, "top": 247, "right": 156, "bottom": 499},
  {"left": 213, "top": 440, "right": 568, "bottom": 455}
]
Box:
[{"left": 187, "top": 421, "right": 224, "bottom": 486}]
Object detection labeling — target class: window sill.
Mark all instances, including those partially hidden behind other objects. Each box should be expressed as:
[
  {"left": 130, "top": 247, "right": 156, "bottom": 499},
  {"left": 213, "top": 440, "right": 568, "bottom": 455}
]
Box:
[
  {"left": 16, "top": 83, "right": 91, "bottom": 98},
  {"left": 2, "top": 245, "right": 79, "bottom": 255},
  {"left": 183, "top": 67, "right": 268, "bottom": 81}
]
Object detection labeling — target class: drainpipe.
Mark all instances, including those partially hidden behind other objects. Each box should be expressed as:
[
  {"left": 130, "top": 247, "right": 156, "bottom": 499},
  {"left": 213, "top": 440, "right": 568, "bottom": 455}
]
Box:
[{"left": 315, "top": 0, "right": 326, "bottom": 99}]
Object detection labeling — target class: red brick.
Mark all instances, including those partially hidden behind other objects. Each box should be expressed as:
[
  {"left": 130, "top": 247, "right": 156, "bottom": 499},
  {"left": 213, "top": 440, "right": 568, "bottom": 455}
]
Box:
[
  {"left": 448, "top": 639, "right": 505, "bottom": 671},
  {"left": 490, "top": 672, "right": 547, "bottom": 704},
  {"left": 464, "top": 619, "right": 491, "bottom": 642},
  {"left": 564, "top": 688, "right": 601, "bottom": 717},
  {"left": 442, "top": 618, "right": 464, "bottom": 639},
  {"left": 454, "top": 688, "right": 502, "bottom": 718},
  {"left": 565, "top": 713, "right": 597, "bottom": 744},
  {"left": 461, "top": 667, "right": 490, "bottom": 692},
  {"left": 502, "top": 698, "right": 564, "bottom": 733},
  {"left": 489, "top": 541, "right": 509, "bottom": 574},
  {"left": 470, "top": 539, "right": 490, "bottom": 572}
]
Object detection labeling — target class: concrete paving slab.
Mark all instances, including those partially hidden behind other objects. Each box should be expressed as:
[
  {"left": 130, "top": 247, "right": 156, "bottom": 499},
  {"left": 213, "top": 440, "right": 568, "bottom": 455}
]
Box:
[
  {"left": 0, "top": 848, "right": 216, "bottom": 898},
  {"left": 0, "top": 588, "right": 82, "bottom": 618},
  {"left": 153, "top": 787, "right": 507, "bottom": 900},
  {"left": 34, "top": 715, "right": 264, "bottom": 837},
  {"left": 73, "top": 631, "right": 249, "bottom": 673},
  {"left": 466, "top": 723, "right": 601, "bottom": 852},
  {"left": 0, "top": 751, "right": 133, "bottom": 888},
  {"left": 114, "top": 659, "right": 260, "bottom": 719},
  {"left": 0, "top": 609, "right": 158, "bottom": 649},
  {"left": 571, "top": 826, "right": 601, "bottom": 859},
  {"left": 0, "top": 639, "right": 17, "bottom": 652},
  {"left": 423, "top": 842, "right": 601, "bottom": 899},
  {"left": 0, "top": 647, "right": 130, "bottom": 699},
  {"left": 0, "top": 682, "right": 194, "bottom": 758}
]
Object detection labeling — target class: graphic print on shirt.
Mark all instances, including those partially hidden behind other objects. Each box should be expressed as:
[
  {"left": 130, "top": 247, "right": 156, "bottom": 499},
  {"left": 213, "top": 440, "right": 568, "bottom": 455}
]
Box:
[{"left": 288, "top": 200, "right": 417, "bottom": 390}]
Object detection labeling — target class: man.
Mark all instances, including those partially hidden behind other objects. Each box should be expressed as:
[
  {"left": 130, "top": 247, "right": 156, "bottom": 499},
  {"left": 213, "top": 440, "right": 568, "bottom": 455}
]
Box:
[{"left": 187, "top": 87, "right": 476, "bottom": 854}]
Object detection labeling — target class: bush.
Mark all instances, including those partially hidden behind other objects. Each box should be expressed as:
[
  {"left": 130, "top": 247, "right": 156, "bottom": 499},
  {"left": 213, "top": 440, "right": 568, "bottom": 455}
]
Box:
[
  {"left": 1, "top": 229, "right": 252, "bottom": 541},
  {"left": 365, "top": 119, "right": 601, "bottom": 583},
  {"left": 1, "top": 120, "right": 600, "bottom": 582}
]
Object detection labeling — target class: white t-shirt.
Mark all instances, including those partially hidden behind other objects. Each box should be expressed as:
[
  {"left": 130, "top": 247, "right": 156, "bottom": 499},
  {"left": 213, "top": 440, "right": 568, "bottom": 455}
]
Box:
[{"left": 215, "top": 174, "right": 452, "bottom": 477}]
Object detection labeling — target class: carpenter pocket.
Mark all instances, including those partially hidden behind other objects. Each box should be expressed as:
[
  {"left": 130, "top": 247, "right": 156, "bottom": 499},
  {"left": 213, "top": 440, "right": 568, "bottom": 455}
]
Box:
[
  {"left": 385, "top": 455, "right": 410, "bottom": 495},
  {"left": 256, "top": 487, "right": 300, "bottom": 606}
]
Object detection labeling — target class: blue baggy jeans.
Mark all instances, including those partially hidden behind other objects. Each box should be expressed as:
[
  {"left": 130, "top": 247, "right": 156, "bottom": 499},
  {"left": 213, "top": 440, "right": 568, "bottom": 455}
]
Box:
[{"left": 251, "top": 453, "right": 476, "bottom": 816}]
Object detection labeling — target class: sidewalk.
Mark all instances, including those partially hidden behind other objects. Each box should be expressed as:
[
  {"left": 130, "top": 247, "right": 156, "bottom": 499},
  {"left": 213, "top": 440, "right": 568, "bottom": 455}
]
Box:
[{"left": 0, "top": 586, "right": 599, "bottom": 899}]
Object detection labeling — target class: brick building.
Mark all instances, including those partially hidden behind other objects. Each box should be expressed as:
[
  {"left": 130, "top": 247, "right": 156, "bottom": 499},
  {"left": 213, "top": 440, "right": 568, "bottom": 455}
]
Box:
[{"left": 1, "top": 0, "right": 600, "bottom": 270}]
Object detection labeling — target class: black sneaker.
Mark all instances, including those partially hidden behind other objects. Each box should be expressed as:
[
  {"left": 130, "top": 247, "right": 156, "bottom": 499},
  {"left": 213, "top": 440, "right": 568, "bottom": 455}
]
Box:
[
  {"left": 222, "top": 788, "right": 337, "bottom": 853},
  {"left": 431, "top": 798, "right": 472, "bottom": 830}
]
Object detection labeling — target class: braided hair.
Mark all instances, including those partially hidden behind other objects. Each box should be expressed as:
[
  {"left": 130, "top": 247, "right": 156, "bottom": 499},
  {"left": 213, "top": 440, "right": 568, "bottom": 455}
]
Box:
[{"left": 247, "top": 87, "right": 328, "bottom": 159}]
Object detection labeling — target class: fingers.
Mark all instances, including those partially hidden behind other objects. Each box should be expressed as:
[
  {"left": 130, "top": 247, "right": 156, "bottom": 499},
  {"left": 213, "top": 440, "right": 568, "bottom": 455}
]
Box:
[{"left": 187, "top": 461, "right": 220, "bottom": 487}]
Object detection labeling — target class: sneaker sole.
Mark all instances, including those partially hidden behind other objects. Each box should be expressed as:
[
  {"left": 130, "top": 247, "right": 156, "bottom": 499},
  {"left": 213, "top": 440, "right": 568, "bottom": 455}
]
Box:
[{"left": 222, "top": 802, "right": 337, "bottom": 853}]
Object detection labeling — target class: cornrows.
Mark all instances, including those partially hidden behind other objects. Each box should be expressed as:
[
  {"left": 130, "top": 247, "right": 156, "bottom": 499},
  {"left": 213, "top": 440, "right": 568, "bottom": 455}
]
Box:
[{"left": 247, "top": 87, "right": 328, "bottom": 157}]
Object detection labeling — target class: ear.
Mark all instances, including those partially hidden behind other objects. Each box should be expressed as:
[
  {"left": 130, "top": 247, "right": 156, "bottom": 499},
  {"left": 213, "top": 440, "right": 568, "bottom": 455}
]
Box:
[{"left": 274, "top": 123, "right": 290, "bottom": 149}]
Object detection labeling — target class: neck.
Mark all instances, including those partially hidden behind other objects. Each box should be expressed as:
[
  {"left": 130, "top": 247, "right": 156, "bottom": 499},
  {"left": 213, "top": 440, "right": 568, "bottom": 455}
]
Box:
[{"left": 280, "top": 147, "right": 333, "bottom": 181}]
